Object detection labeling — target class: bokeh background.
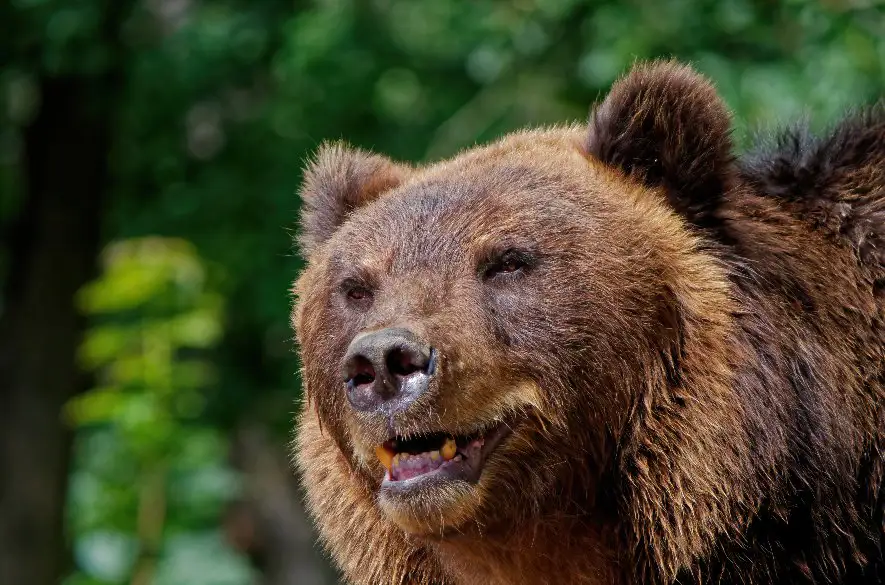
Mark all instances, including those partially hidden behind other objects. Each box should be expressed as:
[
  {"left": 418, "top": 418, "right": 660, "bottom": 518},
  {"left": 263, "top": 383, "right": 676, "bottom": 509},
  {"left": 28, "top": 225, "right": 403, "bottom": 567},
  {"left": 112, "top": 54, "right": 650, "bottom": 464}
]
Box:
[{"left": 1, "top": 0, "right": 884, "bottom": 584}]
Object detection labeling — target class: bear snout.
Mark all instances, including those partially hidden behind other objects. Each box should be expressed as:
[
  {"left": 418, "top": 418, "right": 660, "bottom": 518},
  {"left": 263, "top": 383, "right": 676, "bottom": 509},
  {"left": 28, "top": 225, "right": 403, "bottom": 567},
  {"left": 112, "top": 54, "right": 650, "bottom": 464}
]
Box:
[{"left": 342, "top": 327, "right": 437, "bottom": 414}]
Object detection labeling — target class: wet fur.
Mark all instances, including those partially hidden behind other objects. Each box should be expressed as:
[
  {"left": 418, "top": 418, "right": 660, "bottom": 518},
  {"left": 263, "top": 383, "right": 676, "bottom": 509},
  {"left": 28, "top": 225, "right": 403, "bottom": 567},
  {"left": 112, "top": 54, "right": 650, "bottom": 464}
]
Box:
[{"left": 291, "top": 61, "right": 885, "bottom": 584}]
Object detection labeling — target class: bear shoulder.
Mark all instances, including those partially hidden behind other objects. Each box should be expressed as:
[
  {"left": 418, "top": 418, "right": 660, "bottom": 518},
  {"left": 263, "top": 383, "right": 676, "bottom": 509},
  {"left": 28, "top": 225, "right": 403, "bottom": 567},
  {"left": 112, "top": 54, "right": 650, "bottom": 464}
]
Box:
[{"left": 740, "top": 107, "right": 885, "bottom": 271}]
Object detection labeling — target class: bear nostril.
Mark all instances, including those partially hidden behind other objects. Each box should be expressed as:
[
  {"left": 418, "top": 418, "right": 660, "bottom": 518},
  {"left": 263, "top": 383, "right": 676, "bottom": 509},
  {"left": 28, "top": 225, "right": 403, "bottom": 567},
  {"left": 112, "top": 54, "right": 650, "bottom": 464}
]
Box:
[
  {"left": 349, "top": 355, "right": 376, "bottom": 387},
  {"left": 386, "top": 347, "right": 428, "bottom": 379}
]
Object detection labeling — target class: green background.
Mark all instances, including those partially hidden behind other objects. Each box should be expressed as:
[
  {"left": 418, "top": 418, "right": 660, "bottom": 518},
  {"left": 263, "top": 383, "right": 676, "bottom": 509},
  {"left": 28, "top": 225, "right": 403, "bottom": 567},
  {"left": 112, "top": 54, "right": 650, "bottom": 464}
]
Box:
[{"left": 1, "top": 0, "right": 883, "bottom": 583}]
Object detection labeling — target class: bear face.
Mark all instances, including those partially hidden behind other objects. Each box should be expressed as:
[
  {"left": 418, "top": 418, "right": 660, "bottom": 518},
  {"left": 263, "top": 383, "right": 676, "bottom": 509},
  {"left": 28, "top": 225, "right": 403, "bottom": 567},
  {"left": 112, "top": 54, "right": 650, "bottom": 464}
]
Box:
[
  {"left": 292, "top": 61, "right": 885, "bottom": 585},
  {"left": 296, "top": 127, "right": 721, "bottom": 536}
]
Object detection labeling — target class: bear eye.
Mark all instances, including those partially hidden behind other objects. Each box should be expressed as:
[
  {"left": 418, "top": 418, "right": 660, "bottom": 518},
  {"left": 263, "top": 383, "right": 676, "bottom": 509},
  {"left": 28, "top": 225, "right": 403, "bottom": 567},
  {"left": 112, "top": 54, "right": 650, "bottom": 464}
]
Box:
[
  {"left": 484, "top": 249, "right": 533, "bottom": 280},
  {"left": 499, "top": 256, "right": 523, "bottom": 273},
  {"left": 341, "top": 279, "right": 373, "bottom": 304}
]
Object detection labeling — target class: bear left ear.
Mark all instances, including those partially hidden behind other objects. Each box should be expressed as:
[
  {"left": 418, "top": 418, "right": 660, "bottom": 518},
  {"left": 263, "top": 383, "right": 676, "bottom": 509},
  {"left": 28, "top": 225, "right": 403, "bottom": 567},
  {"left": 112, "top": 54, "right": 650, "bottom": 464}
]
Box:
[
  {"left": 587, "top": 61, "right": 735, "bottom": 226},
  {"left": 297, "top": 142, "right": 411, "bottom": 257}
]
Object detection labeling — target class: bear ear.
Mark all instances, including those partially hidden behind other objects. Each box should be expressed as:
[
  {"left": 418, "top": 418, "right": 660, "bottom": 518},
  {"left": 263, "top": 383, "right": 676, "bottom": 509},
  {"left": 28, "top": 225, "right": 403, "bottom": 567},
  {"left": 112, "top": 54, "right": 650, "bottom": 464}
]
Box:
[
  {"left": 587, "top": 60, "right": 735, "bottom": 225},
  {"left": 297, "top": 142, "right": 411, "bottom": 256}
]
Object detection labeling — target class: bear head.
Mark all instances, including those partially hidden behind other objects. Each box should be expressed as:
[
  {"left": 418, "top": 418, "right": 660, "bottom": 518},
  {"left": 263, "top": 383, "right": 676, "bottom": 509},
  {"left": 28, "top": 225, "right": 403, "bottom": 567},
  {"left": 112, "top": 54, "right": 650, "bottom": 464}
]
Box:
[{"left": 292, "top": 61, "right": 750, "bottom": 583}]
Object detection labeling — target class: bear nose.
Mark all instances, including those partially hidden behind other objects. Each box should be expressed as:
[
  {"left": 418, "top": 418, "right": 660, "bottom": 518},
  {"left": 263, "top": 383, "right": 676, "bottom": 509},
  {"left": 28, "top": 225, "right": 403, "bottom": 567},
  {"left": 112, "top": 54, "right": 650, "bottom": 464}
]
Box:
[{"left": 342, "top": 327, "right": 436, "bottom": 413}]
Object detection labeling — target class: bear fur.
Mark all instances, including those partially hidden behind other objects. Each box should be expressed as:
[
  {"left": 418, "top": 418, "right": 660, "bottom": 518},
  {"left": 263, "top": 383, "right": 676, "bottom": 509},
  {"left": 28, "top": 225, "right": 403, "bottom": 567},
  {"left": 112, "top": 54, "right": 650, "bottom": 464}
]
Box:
[{"left": 290, "top": 61, "right": 885, "bottom": 584}]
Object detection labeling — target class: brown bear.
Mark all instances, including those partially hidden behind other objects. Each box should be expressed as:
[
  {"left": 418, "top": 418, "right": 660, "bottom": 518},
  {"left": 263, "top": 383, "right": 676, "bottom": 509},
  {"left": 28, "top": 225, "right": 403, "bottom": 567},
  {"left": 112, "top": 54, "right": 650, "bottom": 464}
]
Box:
[{"left": 290, "top": 61, "right": 885, "bottom": 585}]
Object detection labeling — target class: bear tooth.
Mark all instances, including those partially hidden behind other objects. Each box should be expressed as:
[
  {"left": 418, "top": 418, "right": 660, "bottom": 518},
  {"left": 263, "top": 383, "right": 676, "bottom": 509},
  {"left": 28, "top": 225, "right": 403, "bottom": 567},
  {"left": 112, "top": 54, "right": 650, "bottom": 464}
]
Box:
[
  {"left": 391, "top": 453, "right": 401, "bottom": 469},
  {"left": 430, "top": 450, "right": 440, "bottom": 461},
  {"left": 441, "top": 438, "right": 457, "bottom": 460},
  {"left": 376, "top": 446, "right": 394, "bottom": 471}
]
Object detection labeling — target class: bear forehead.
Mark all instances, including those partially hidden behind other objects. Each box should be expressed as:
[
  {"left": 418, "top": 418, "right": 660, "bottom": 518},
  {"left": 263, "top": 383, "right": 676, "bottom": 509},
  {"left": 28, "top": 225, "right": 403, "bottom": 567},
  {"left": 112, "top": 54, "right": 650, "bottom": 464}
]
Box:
[
  {"left": 329, "top": 181, "right": 585, "bottom": 275},
  {"left": 328, "top": 140, "right": 628, "bottom": 266}
]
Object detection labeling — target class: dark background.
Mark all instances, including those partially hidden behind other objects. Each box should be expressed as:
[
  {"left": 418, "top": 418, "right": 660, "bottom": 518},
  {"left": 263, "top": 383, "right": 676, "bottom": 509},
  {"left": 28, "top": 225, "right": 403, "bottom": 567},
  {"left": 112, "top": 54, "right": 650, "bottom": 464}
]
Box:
[{"left": 1, "top": 0, "right": 883, "bottom": 583}]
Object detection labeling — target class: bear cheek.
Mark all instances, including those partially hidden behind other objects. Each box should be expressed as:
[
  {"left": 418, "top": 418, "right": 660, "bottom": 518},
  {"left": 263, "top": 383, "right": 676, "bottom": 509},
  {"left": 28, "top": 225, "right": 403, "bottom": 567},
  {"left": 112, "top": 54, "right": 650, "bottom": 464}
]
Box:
[{"left": 297, "top": 293, "right": 367, "bottom": 451}]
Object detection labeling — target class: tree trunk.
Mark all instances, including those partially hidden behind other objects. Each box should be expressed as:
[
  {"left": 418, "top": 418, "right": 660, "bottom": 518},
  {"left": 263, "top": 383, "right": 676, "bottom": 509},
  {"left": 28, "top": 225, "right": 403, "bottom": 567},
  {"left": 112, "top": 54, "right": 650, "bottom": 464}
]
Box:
[
  {"left": 225, "top": 425, "right": 338, "bottom": 585},
  {"left": 0, "top": 75, "right": 117, "bottom": 585}
]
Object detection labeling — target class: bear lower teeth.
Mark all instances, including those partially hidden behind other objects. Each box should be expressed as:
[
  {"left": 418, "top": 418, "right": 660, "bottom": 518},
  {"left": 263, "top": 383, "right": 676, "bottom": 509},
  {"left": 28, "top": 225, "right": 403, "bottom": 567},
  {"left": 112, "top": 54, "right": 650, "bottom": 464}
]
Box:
[{"left": 390, "top": 450, "right": 461, "bottom": 481}]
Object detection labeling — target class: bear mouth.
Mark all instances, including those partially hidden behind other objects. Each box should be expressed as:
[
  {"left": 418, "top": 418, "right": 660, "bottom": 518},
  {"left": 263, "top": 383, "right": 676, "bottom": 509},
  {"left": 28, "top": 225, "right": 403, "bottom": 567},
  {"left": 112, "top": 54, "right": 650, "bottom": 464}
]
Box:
[{"left": 375, "top": 421, "right": 513, "bottom": 486}]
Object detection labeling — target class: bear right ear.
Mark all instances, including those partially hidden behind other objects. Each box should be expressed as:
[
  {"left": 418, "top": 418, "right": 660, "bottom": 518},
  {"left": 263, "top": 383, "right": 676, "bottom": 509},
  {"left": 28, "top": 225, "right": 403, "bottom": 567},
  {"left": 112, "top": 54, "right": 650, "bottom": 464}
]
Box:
[
  {"left": 586, "top": 61, "right": 735, "bottom": 227},
  {"left": 297, "top": 142, "right": 411, "bottom": 257}
]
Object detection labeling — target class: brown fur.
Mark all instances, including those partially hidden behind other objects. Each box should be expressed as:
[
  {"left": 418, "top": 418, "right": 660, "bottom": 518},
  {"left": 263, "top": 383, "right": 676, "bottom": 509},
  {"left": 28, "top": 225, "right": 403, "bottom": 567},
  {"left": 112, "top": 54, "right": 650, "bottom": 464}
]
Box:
[{"left": 290, "top": 61, "right": 885, "bottom": 584}]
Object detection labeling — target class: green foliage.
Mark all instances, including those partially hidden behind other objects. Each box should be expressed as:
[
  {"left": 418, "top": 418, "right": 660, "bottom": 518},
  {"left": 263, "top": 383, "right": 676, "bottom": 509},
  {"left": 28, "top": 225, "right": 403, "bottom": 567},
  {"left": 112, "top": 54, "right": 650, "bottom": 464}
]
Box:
[{"left": 66, "top": 237, "right": 251, "bottom": 585}]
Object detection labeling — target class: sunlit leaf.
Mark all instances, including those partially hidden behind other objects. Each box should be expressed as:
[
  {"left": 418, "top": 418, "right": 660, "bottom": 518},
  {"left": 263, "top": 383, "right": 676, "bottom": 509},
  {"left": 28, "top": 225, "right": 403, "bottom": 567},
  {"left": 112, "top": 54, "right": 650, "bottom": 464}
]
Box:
[
  {"left": 79, "top": 326, "right": 133, "bottom": 370},
  {"left": 77, "top": 237, "right": 207, "bottom": 315},
  {"left": 170, "top": 308, "right": 223, "bottom": 348},
  {"left": 65, "top": 387, "right": 125, "bottom": 427}
]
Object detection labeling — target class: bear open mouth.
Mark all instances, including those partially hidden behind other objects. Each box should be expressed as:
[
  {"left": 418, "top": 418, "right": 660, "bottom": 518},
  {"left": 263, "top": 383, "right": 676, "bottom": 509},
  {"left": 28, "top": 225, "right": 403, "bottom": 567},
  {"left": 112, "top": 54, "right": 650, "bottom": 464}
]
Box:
[{"left": 375, "top": 422, "right": 513, "bottom": 485}]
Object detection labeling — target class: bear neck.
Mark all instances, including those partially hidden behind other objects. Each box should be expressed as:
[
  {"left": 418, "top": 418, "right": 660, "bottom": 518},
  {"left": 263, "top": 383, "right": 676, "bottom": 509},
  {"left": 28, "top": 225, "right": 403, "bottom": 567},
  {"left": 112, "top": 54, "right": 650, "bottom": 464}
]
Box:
[{"left": 429, "top": 510, "right": 627, "bottom": 585}]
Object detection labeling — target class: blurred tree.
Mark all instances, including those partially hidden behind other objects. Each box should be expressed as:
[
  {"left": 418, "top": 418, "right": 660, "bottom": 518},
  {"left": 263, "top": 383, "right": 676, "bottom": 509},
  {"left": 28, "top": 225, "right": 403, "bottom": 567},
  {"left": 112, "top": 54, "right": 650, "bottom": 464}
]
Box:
[{"left": 0, "top": 2, "right": 135, "bottom": 584}]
